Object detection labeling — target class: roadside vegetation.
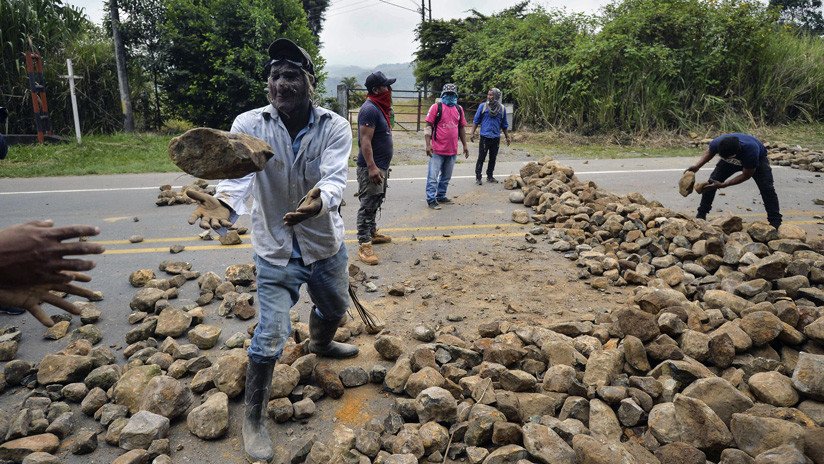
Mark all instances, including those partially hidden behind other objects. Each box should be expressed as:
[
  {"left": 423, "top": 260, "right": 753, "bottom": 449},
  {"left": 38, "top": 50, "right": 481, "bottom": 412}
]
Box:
[
  {"left": 2, "top": 0, "right": 824, "bottom": 176},
  {"left": 3, "top": 122, "right": 823, "bottom": 177}
]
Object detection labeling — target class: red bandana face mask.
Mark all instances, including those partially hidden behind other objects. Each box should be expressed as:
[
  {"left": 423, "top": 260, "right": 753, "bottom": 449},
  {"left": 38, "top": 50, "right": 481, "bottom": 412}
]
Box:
[{"left": 367, "top": 89, "right": 392, "bottom": 129}]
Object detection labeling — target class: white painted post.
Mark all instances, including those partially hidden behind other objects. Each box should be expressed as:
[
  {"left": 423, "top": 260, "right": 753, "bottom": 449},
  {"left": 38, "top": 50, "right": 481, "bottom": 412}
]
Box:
[{"left": 60, "top": 59, "right": 83, "bottom": 144}]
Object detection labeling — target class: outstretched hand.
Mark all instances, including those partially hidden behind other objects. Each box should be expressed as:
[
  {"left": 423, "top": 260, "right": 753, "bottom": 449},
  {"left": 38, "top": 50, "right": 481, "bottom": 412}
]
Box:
[
  {"left": 186, "top": 190, "right": 233, "bottom": 230},
  {"left": 284, "top": 187, "right": 322, "bottom": 226},
  {"left": 0, "top": 272, "right": 98, "bottom": 326},
  {"left": 0, "top": 220, "right": 104, "bottom": 289}
]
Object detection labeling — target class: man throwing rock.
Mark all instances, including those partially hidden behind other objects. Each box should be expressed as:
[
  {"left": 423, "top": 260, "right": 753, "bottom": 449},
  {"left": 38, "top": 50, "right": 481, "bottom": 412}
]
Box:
[
  {"left": 185, "top": 38, "right": 356, "bottom": 463},
  {"left": 355, "top": 71, "right": 396, "bottom": 265},
  {"left": 424, "top": 83, "right": 469, "bottom": 209},
  {"left": 470, "top": 87, "right": 510, "bottom": 185},
  {"left": 687, "top": 133, "right": 782, "bottom": 228}
]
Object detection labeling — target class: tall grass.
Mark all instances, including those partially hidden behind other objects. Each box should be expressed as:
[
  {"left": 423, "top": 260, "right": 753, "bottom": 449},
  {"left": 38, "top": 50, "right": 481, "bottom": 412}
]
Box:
[{"left": 511, "top": 0, "right": 824, "bottom": 134}]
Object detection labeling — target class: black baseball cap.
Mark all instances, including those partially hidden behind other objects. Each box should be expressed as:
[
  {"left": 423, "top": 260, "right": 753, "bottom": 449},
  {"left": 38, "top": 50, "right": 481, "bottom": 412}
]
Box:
[
  {"left": 364, "top": 71, "right": 396, "bottom": 92},
  {"left": 265, "top": 38, "right": 314, "bottom": 78}
]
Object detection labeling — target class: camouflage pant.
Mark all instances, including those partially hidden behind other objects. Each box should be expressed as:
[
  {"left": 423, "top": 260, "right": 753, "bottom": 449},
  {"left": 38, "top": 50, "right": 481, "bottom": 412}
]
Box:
[{"left": 356, "top": 166, "right": 388, "bottom": 244}]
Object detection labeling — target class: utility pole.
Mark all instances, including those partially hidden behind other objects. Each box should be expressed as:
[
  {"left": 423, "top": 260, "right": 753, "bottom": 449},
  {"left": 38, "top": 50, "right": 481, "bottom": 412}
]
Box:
[
  {"left": 420, "top": 0, "right": 427, "bottom": 98},
  {"left": 428, "top": 0, "right": 431, "bottom": 21},
  {"left": 110, "top": 0, "right": 135, "bottom": 132},
  {"left": 59, "top": 59, "right": 83, "bottom": 143}
]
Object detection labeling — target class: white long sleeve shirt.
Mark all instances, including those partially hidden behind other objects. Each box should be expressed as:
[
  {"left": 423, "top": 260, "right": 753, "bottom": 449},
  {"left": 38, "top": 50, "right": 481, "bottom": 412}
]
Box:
[{"left": 215, "top": 104, "right": 352, "bottom": 266}]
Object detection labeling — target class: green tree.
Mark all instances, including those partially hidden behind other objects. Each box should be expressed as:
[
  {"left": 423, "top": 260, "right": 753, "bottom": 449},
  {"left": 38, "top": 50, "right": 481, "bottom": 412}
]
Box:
[
  {"left": 302, "top": 0, "right": 330, "bottom": 39},
  {"left": 0, "top": 0, "right": 123, "bottom": 134},
  {"left": 117, "top": 0, "right": 167, "bottom": 129},
  {"left": 340, "top": 76, "right": 363, "bottom": 108},
  {"left": 160, "top": 0, "right": 321, "bottom": 128},
  {"left": 769, "top": 0, "right": 824, "bottom": 33}
]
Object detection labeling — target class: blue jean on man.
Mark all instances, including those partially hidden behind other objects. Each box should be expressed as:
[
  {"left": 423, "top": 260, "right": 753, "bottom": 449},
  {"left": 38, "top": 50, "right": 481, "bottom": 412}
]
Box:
[
  {"left": 248, "top": 243, "right": 349, "bottom": 364},
  {"left": 425, "top": 154, "right": 456, "bottom": 204}
]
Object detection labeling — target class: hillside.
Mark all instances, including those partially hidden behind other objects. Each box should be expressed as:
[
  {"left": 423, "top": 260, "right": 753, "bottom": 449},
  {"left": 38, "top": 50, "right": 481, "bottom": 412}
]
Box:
[{"left": 322, "top": 62, "right": 417, "bottom": 95}]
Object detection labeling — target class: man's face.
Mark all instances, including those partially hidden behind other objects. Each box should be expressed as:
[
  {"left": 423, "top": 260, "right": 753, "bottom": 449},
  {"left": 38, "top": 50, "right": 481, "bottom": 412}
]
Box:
[
  {"left": 487, "top": 90, "right": 495, "bottom": 102},
  {"left": 371, "top": 85, "right": 389, "bottom": 96},
  {"left": 267, "top": 63, "right": 309, "bottom": 116}
]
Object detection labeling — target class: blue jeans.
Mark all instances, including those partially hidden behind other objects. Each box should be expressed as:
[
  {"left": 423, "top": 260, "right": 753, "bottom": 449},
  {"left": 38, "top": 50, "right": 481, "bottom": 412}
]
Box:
[
  {"left": 248, "top": 244, "right": 349, "bottom": 364},
  {"left": 426, "top": 154, "right": 456, "bottom": 203}
]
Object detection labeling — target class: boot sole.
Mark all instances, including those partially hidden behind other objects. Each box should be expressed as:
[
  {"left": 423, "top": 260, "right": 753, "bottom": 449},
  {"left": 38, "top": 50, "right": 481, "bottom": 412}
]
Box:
[{"left": 245, "top": 453, "right": 273, "bottom": 464}]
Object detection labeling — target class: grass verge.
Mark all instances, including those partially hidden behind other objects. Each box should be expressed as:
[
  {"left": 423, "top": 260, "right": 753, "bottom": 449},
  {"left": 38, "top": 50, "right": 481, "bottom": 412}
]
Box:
[
  {"left": 2, "top": 122, "right": 822, "bottom": 177},
  {"left": 1, "top": 133, "right": 178, "bottom": 177}
]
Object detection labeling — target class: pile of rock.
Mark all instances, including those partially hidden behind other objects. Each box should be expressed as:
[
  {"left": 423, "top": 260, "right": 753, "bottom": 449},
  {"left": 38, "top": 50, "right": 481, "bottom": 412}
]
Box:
[
  {"left": 1, "top": 257, "right": 371, "bottom": 463},
  {"left": 155, "top": 180, "right": 213, "bottom": 207},
  {"left": 506, "top": 157, "right": 823, "bottom": 300},
  {"left": 765, "top": 142, "right": 824, "bottom": 173},
  {"left": 291, "top": 310, "right": 823, "bottom": 464}
]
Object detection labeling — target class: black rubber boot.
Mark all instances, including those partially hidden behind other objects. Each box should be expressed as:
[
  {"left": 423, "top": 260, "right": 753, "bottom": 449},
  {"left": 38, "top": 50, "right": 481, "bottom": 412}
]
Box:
[
  {"left": 308, "top": 310, "right": 359, "bottom": 358},
  {"left": 243, "top": 359, "right": 275, "bottom": 463}
]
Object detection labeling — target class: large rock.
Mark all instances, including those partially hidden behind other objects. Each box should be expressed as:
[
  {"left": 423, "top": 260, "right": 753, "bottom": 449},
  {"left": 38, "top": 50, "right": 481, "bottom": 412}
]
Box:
[
  {"left": 212, "top": 348, "right": 248, "bottom": 398},
  {"left": 611, "top": 308, "right": 660, "bottom": 342},
  {"left": 139, "top": 375, "right": 192, "bottom": 420},
  {"left": 748, "top": 372, "right": 799, "bottom": 407},
  {"left": 0, "top": 434, "right": 59, "bottom": 462},
  {"left": 740, "top": 311, "right": 783, "bottom": 346},
  {"left": 682, "top": 377, "right": 753, "bottom": 425},
  {"left": 154, "top": 308, "right": 192, "bottom": 338},
  {"left": 481, "top": 444, "right": 527, "bottom": 464},
  {"left": 374, "top": 335, "right": 405, "bottom": 361},
  {"left": 704, "top": 290, "right": 751, "bottom": 315},
  {"left": 130, "top": 288, "right": 166, "bottom": 312},
  {"left": 37, "top": 354, "right": 95, "bottom": 385},
  {"left": 168, "top": 127, "right": 273, "bottom": 179},
  {"left": 583, "top": 349, "right": 624, "bottom": 388},
  {"left": 119, "top": 410, "right": 170, "bottom": 450},
  {"left": 187, "top": 392, "right": 228, "bottom": 439},
  {"left": 188, "top": 325, "right": 221, "bottom": 349},
  {"left": 270, "top": 364, "right": 300, "bottom": 399},
  {"left": 113, "top": 364, "right": 162, "bottom": 414},
  {"left": 415, "top": 387, "right": 457, "bottom": 424},
  {"left": 791, "top": 352, "right": 824, "bottom": 400},
  {"left": 648, "top": 394, "right": 732, "bottom": 452},
  {"left": 679, "top": 171, "right": 695, "bottom": 197},
  {"left": 225, "top": 264, "right": 255, "bottom": 286},
  {"left": 654, "top": 442, "right": 705, "bottom": 464},
  {"left": 729, "top": 413, "right": 805, "bottom": 457},
  {"left": 521, "top": 423, "right": 574, "bottom": 464},
  {"left": 635, "top": 288, "right": 689, "bottom": 313},
  {"left": 384, "top": 356, "right": 412, "bottom": 394}
]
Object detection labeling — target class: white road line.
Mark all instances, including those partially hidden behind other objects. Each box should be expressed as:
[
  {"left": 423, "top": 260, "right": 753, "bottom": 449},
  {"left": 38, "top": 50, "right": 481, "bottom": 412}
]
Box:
[{"left": 0, "top": 166, "right": 778, "bottom": 195}]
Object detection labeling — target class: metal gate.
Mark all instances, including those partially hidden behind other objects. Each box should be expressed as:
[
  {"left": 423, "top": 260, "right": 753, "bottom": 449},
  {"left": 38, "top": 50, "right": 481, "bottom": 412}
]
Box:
[{"left": 339, "top": 87, "right": 507, "bottom": 132}]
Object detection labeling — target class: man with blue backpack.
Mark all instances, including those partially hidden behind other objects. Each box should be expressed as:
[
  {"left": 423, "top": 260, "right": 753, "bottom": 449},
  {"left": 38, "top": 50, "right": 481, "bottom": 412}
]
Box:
[{"left": 470, "top": 88, "right": 510, "bottom": 185}]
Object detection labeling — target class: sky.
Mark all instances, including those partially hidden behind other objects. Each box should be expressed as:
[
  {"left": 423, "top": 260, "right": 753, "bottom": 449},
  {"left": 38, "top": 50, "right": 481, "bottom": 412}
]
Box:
[{"left": 64, "top": 0, "right": 609, "bottom": 67}]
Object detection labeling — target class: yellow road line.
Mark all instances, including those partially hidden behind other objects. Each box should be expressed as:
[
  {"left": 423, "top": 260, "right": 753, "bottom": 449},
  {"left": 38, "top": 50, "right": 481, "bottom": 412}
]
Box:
[
  {"left": 95, "top": 223, "right": 522, "bottom": 245},
  {"left": 102, "top": 232, "right": 527, "bottom": 255}
]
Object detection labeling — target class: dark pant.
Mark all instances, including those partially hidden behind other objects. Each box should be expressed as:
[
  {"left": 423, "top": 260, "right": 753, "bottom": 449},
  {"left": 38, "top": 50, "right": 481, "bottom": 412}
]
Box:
[
  {"left": 697, "top": 159, "right": 782, "bottom": 227},
  {"left": 476, "top": 136, "right": 500, "bottom": 180},
  {"left": 356, "top": 166, "right": 388, "bottom": 243}
]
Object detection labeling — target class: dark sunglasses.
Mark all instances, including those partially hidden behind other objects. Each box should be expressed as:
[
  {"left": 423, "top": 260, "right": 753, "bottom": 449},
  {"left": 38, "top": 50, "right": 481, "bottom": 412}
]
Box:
[{"left": 266, "top": 57, "right": 307, "bottom": 72}]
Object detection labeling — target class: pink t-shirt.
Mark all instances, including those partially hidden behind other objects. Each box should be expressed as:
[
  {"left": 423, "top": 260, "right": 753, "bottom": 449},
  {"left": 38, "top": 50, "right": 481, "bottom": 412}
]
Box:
[{"left": 426, "top": 103, "right": 467, "bottom": 156}]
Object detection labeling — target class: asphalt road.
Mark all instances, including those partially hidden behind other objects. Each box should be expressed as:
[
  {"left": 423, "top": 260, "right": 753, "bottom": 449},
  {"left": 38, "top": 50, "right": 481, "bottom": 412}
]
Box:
[
  {"left": 0, "top": 156, "right": 821, "bottom": 462},
  {"left": 1, "top": 156, "right": 822, "bottom": 359}
]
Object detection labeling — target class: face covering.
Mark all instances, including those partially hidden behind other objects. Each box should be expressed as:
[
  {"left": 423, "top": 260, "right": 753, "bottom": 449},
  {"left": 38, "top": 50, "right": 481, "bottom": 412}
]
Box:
[
  {"left": 486, "top": 88, "right": 502, "bottom": 117},
  {"left": 441, "top": 94, "right": 458, "bottom": 107},
  {"left": 367, "top": 89, "right": 392, "bottom": 129}
]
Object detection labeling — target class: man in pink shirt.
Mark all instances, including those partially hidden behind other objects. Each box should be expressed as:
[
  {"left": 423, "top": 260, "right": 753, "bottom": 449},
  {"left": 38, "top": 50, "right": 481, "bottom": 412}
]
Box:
[{"left": 424, "top": 83, "right": 469, "bottom": 209}]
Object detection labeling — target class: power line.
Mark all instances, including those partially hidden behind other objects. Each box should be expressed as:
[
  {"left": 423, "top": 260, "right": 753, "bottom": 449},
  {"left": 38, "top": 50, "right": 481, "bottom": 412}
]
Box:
[
  {"left": 321, "top": 0, "right": 372, "bottom": 16},
  {"left": 376, "top": 0, "right": 420, "bottom": 14},
  {"left": 326, "top": 3, "right": 373, "bottom": 17}
]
